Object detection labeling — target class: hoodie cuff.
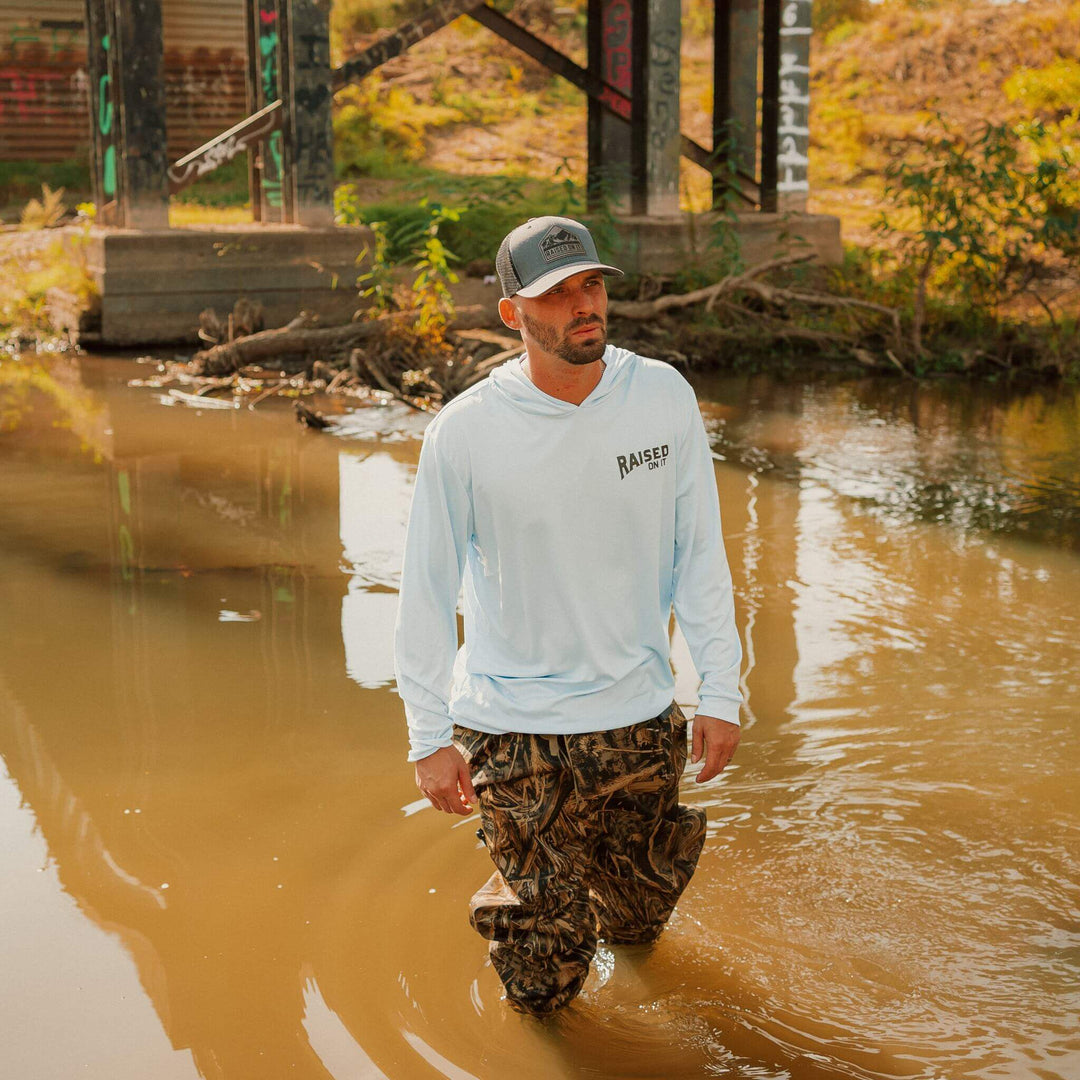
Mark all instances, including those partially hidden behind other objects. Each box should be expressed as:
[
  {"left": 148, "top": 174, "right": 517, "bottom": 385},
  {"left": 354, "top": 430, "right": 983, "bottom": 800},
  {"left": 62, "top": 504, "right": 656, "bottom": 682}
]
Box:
[
  {"left": 693, "top": 695, "right": 742, "bottom": 727},
  {"left": 407, "top": 723, "right": 455, "bottom": 762}
]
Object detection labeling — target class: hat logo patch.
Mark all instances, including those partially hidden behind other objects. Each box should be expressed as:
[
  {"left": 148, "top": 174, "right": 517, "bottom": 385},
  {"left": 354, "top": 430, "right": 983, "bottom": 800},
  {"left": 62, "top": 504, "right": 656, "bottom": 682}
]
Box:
[{"left": 539, "top": 226, "right": 586, "bottom": 263}]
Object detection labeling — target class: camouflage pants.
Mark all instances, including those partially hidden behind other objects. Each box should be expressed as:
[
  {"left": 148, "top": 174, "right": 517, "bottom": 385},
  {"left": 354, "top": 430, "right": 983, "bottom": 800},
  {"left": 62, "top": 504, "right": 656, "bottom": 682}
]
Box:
[{"left": 452, "top": 703, "right": 707, "bottom": 1017}]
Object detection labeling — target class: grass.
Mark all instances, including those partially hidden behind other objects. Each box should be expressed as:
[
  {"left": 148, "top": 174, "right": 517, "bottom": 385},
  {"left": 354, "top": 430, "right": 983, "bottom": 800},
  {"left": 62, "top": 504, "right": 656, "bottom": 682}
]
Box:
[{"left": 0, "top": 160, "right": 91, "bottom": 222}]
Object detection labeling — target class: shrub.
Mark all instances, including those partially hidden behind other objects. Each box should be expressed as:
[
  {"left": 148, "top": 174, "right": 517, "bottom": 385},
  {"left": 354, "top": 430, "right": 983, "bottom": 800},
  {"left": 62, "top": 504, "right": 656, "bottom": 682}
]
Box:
[{"left": 874, "top": 116, "right": 1079, "bottom": 355}]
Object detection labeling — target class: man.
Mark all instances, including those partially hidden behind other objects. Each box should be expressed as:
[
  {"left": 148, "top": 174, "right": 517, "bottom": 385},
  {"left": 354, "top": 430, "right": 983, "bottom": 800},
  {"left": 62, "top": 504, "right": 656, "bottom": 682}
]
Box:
[{"left": 394, "top": 216, "right": 742, "bottom": 1017}]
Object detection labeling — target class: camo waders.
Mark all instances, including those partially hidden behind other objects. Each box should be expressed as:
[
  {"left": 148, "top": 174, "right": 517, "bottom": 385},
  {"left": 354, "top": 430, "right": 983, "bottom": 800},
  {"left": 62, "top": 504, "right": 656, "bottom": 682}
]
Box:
[{"left": 452, "top": 702, "right": 707, "bottom": 1017}]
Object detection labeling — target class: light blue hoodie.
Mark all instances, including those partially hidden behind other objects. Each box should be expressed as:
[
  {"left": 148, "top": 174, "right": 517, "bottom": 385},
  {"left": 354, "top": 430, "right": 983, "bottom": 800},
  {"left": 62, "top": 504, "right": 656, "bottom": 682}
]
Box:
[{"left": 393, "top": 345, "right": 742, "bottom": 761}]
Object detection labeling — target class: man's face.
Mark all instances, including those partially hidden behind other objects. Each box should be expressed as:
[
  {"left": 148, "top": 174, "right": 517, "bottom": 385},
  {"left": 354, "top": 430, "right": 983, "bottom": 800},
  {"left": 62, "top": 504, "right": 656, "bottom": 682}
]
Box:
[{"left": 507, "top": 269, "right": 609, "bottom": 366}]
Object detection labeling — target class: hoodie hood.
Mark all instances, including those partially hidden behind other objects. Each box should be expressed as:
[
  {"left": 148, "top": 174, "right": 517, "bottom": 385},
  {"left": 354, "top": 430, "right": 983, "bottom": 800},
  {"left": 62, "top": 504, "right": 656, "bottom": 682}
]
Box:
[{"left": 488, "top": 345, "right": 638, "bottom": 416}]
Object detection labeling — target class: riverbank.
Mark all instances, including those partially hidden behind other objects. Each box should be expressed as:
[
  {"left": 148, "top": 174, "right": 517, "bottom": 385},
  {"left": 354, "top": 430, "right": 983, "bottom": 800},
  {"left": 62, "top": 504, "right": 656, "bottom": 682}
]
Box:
[{"left": 2, "top": 222, "right": 1075, "bottom": 385}]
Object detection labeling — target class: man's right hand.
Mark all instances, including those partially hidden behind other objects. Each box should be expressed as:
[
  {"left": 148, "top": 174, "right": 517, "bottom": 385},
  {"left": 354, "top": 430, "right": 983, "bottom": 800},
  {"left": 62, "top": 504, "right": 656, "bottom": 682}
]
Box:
[{"left": 415, "top": 745, "right": 477, "bottom": 816}]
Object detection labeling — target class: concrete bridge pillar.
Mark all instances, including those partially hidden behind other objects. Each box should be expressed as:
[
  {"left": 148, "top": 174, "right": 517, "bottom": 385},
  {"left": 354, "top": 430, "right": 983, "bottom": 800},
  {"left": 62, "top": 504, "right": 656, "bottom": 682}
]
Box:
[
  {"left": 587, "top": 0, "right": 682, "bottom": 217},
  {"left": 84, "top": 0, "right": 169, "bottom": 228},
  {"left": 286, "top": 0, "right": 335, "bottom": 228}
]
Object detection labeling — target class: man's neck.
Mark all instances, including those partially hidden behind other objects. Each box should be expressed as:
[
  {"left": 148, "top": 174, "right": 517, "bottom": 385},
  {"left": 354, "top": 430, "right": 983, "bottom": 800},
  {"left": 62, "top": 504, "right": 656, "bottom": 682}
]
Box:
[{"left": 522, "top": 350, "right": 606, "bottom": 406}]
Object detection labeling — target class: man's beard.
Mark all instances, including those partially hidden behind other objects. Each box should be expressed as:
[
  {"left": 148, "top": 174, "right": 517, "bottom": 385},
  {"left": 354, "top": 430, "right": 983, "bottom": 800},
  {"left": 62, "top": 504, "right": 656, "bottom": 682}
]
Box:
[{"left": 520, "top": 311, "right": 607, "bottom": 366}]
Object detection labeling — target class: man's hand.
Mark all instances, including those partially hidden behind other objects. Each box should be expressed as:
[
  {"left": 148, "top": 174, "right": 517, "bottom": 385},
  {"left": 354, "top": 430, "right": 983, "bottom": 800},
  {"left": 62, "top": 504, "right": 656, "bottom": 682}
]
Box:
[
  {"left": 415, "top": 745, "right": 477, "bottom": 815},
  {"left": 691, "top": 715, "right": 741, "bottom": 783}
]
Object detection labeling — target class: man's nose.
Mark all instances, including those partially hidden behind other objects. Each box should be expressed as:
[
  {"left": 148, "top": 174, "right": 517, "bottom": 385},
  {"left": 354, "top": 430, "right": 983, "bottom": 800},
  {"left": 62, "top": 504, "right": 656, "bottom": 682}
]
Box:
[{"left": 571, "top": 287, "right": 600, "bottom": 316}]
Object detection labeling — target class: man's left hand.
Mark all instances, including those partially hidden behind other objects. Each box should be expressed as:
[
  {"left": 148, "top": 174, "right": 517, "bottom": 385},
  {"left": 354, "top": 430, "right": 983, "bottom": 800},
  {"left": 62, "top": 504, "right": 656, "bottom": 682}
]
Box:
[{"left": 691, "top": 715, "right": 741, "bottom": 783}]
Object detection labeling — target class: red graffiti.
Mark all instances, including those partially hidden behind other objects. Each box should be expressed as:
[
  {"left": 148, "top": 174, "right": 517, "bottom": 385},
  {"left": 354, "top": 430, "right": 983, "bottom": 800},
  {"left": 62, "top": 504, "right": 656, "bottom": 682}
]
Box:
[
  {"left": 0, "top": 68, "right": 40, "bottom": 119},
  {"left": 602, "top": 0, "right": 632, "bottom": 92},
  {"left": 598, "top": 85, "right": 631, "bottom": 121}
]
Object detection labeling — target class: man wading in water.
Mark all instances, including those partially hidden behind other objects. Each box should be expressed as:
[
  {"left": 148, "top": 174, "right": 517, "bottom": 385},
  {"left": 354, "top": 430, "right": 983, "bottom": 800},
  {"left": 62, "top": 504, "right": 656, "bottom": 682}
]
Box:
[{"left": 394, "top": 216, "right": 742, "bottom": 1016}]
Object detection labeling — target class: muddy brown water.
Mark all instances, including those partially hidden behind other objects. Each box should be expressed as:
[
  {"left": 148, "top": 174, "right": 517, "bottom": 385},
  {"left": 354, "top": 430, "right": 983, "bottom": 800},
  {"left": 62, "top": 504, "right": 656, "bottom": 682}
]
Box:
[{"left": 1, "top": 353, "right": 1078, "bottom": 1080}]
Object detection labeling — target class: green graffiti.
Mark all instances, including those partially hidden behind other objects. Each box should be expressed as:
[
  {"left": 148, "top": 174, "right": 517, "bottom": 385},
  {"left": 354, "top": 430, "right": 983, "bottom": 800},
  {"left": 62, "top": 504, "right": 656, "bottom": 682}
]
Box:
[
  {"left": 264, "top": 133, "right": 283, "bottom": 207},
  {"left": 99, "top": 29, "right": 115, "bottom": 201},
  {"left": 278, "top": 476, "right": 292, "bottom": 526},
  {"left": 103, "top": 144, "right": 116, "bottom": 198},
  {"left": 49, "top": 27, "right": 77, "bottom": 54},
  {"left": 98, "top": 75, "right": 112, "bottom": 134},
  {"left": 10, "top": 26, "right": 40, "bottom": 54},
  {"left": 118, "top": 524, "right": 135, "bottom": 582}
]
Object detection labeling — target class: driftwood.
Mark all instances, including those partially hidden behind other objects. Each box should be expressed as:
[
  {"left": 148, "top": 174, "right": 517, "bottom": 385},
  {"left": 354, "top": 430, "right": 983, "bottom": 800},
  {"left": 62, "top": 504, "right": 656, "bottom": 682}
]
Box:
[
  {"left": 608, "top": 252, "right": 906, "bottom": 361},
  {"left": 607, "top": 255, "right": 818, "bottom": 319},
  {"left": 192, "top": 311, "right": 415, "bottom": 376}
]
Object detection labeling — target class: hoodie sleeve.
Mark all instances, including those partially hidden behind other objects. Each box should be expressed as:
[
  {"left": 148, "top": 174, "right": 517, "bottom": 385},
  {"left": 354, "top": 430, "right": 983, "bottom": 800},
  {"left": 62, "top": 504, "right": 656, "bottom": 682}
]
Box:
[
  {"left": 394, "top": 423, "right": 473, "bottom": 761},
  {"left": 671, "top": 380, "right": 743, "bottom": 725}
]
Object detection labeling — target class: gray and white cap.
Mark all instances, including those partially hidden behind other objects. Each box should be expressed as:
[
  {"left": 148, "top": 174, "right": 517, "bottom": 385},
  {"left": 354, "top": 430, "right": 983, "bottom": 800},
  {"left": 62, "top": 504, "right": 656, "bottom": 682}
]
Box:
[{"left": 496, "top": 216, "right": 623, "bottom": 299}]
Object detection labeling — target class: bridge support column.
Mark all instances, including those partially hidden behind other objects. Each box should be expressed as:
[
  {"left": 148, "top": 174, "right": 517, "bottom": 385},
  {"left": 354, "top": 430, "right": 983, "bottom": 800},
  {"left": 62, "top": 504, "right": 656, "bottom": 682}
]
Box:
[
  {"left": 286, "top": 0, "right": 334, "bottom": 228},
  {"left": 587, "top": 0, "right": 632, "bottom": 210},
  {"left": 713, "top": 0, "right": 760, "bottom": 207},
  {"left": 84, "top": 0, "right": 169, "bottom": 228},
  {"left": 775, "top": 0, "right": 811, "bottom": 211},
  {"left": 115, "top": 0, "right": 170, "bottom": 228},
  {"left": 586, "top": 0, "right": 681, "bottom": 217}
]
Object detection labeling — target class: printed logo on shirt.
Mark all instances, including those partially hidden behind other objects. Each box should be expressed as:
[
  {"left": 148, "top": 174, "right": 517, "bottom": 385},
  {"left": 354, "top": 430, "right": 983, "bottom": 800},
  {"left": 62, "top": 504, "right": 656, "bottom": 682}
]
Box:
[{"left": 617, "top": 443, "right": 669, "bottom": 480}]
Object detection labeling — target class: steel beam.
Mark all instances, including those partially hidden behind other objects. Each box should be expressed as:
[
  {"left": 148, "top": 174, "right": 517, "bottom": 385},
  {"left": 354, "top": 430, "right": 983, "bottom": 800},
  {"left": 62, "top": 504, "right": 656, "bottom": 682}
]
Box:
[{"left": 331, "top": 0, "right": 481, "bottom": 93}]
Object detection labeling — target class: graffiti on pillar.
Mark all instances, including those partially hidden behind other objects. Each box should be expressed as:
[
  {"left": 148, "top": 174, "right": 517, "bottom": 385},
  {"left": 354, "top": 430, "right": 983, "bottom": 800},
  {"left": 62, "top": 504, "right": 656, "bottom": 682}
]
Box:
[
  {"left": 598, "top": 0, "right": 632, "bottom": 120},
  {"left": 777, "top": 0, "right": 811, "bottom": 195},
  {"left": 648, "top": 25, "right": 680, "bottom": 163},
  {"left": 98, "top": 34, "right": 117, "bottom": 199},
  {"left": 259, "top": 4, "right": 283, "bottom": 210}
]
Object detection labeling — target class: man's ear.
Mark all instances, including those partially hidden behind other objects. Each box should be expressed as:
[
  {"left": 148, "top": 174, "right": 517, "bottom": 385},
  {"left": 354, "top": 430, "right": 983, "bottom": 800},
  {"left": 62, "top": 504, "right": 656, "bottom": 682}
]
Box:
[{"left": 498, "top": 297, "right": 521, "bottom": 331}]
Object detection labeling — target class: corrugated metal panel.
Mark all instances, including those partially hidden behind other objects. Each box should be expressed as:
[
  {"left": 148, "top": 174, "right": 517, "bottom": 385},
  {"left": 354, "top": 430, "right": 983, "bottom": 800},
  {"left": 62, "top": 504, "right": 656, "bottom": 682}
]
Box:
[
  {"left": 0, "top": 0, "right": 88, "bottom": 159},
  {"left": 0, "top": 0, "right": 248, "bottom": 163}
]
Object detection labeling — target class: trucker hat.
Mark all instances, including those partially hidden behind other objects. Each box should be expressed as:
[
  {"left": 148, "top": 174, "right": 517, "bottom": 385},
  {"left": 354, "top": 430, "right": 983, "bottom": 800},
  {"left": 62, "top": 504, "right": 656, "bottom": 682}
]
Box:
[{"left": 496, "top": 216, "right": 623, "bottom": 299}]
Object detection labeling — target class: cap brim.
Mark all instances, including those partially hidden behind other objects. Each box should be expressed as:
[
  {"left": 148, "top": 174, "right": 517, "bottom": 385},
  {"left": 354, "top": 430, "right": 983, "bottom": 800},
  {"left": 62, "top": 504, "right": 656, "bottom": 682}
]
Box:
[{"left": 514, "top": 261, "right": 624, "bottom": 299}]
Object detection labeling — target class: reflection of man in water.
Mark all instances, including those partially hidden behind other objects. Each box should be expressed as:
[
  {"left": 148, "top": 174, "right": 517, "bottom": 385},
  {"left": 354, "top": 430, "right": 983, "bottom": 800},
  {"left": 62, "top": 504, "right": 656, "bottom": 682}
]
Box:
[{"left": 394, "top": 217, "right": 742, "bottom": 1017}]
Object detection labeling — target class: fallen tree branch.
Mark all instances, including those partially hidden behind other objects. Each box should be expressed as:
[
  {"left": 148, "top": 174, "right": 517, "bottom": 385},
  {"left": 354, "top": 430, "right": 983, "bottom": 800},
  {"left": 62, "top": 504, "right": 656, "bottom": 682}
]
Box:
[
  {"left": 608, "top": 254, "right": 818, "bottom": 320},
  {"left": 737, "top": 278, "right": 905, "bottom": 349},
  {"left": 192, "top": 311, "right": 415, "bottom": 376}
]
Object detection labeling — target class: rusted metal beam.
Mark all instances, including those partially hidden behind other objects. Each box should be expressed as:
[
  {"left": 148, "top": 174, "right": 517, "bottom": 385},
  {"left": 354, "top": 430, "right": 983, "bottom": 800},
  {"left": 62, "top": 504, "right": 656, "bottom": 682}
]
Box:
[
  {"left": 470, "top": 4, "right": 757, "bottom": 205},
  {"left": 167, "top": 99, "right": 285, "bottom": 195},
  {"left": 330, "top": 0, "right": 482, "bottom": 93},
  {"left": 628, "top": 0, "right": 648, "bottom": 215},
  {"left": 761, "top": 0, "right": 781, "bottom": 213},
  {"left": 329, "top": 0, "right": 757, "bottom": 206}
]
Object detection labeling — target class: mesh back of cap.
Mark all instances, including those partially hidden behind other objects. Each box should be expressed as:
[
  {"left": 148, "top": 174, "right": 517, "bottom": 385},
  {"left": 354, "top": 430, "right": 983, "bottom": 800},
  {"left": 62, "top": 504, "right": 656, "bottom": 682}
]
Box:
[{"left": 496, "top": 237, "right": 522, "bottom": 298}]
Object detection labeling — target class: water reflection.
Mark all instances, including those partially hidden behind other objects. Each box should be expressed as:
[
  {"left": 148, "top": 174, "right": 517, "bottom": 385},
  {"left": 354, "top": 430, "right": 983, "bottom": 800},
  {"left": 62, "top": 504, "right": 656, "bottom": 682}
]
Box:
[
  {"left": 698, "top": 373, "right": 1080, "bottom": 548},
  {"left": 0, "top": 354, "right": 1078, "bottom": 1079}
]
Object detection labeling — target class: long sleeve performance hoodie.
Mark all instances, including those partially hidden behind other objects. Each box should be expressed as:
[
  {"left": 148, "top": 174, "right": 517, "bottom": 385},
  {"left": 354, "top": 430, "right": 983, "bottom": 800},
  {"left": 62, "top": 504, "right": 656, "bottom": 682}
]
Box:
[{"left": 393, "top": 344, "right": 742, "bottom": 761}]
